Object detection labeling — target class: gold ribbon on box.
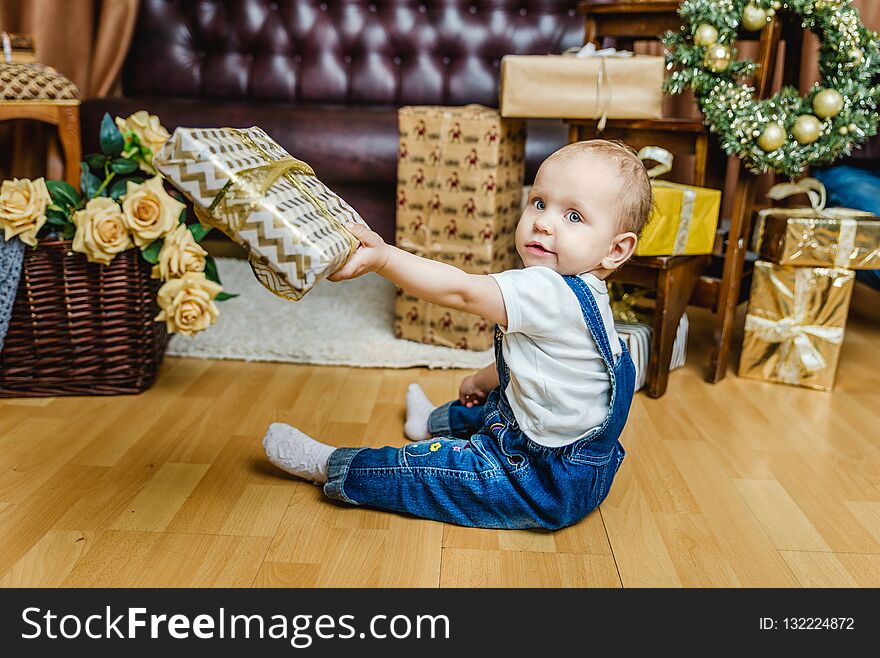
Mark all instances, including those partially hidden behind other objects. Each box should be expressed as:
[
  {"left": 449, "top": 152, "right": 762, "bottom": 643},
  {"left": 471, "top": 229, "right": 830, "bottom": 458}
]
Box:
[
  {"left": 741, "top": 263, "right": 853, "bottom": 390},
  {"left": 637, "top": 146, "right": 699, "bottom": 256},
  {"left": 752, "top": 177, "right": 874, "bottom": 269},
  {"left": 193, "top": 128, "right": 359, "bottom": 301}
]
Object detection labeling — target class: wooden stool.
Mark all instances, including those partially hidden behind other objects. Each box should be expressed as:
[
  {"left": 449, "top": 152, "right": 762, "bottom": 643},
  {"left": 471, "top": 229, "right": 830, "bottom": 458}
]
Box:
[{"left": 0, "top": 32, "right": 81, "bottom": 187}]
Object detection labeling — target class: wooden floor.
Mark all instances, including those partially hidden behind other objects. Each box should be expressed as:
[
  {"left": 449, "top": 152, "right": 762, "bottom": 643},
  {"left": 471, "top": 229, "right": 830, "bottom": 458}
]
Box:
[{"left": 1, "top": 283, "right": 879, "bottom": 588}]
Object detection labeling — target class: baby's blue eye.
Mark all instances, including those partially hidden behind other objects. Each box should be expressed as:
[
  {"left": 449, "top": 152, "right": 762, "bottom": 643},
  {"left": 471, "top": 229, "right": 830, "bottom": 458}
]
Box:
[
  {"left": 532, "top": 198, "right": 545, "bottom": 211},
  {"left": 566, "top": 211, "right": 582, "bottom": 223}
]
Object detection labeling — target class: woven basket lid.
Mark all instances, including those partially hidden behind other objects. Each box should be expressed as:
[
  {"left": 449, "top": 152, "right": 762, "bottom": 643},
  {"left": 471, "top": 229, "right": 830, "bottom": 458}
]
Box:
[{"left": 0, "top": 62, "right": 80, "bottom": 101}]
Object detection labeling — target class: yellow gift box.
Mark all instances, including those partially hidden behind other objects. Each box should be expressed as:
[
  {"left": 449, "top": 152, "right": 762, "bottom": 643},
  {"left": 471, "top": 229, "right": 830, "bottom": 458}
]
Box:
[
  {"left": 738, "top": 261, "right": 854, "bottom": 392},
  {"left": 635, "top": 147, "right": 721, "bottom": 257}
]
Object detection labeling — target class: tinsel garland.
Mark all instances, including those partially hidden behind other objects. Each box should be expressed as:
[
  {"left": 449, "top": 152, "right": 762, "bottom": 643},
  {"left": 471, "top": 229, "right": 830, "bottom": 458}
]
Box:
[{"left": 663, "top": 0, "right": 880, "bottom": 177}]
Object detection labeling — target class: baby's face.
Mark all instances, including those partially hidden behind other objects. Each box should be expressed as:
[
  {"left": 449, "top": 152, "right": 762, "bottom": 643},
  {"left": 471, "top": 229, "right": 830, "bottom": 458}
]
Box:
[{"left": 516, "top": 152, "right": 629, "bottom": 276}]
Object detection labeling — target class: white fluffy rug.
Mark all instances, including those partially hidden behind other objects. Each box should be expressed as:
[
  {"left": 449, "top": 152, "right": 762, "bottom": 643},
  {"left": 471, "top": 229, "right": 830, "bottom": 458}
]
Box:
[{"left": 166, "top": 257, "right": 494, "bottom": 369}]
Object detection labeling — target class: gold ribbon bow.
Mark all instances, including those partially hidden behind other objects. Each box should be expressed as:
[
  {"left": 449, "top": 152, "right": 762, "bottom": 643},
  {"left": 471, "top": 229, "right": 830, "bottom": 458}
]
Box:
[
  {"left": 753, "top": 177, "right": 867, "bottom": 268},
  {"left": 637, "top": 146, "right": 696, "bottom": 255},
  {"left": 193, "top": 128, "right": 358, "bottom": 300},
  {"left": 744, "top": 267, "right": 845, "bottom": 384}
]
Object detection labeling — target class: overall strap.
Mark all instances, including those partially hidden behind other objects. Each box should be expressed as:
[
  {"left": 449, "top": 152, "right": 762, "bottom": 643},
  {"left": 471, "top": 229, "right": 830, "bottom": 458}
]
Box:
[{"left": 563, "top": 274, "right": 617, "bottom": 368}]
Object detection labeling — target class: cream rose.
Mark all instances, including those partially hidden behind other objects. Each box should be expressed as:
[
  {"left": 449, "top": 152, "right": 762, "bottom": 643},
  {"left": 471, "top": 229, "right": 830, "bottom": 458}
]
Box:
[
  {"left": 0, "top": 177, "right": 50, "bottom": 247},
  {"left": 121, "top": 176, "right": 185, "bottom": 248},
  {"left": 151, "top": 223, "right": 208, "bottom": 281},
  {"left": 115, "top": 111, "right": 170, "bottom": 172},
  {"left": 71, "top": 197, "right": 134, "bottom": 265},
  {"left": 155, "top": 272, "right": 222, "bottom": 336}
]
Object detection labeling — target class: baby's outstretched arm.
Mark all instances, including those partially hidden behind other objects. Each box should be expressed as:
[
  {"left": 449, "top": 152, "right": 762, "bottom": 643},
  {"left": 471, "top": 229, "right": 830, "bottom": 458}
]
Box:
[{"left": 330, "top": 224, "right": 507, "bottom": 326}]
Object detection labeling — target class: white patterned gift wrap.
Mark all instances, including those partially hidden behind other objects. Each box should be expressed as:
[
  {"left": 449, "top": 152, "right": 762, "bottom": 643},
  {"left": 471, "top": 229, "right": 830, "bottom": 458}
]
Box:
[
  {"left": 154, "top": 126, "right": 367, "bottom": 301},
  {"left": 615, "top": 314, "right": 688, "bottom": 392}
]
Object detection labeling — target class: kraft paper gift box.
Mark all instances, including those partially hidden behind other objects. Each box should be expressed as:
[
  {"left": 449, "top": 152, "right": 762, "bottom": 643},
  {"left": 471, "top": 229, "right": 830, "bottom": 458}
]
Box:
[
  {"left": 154, "top": 126, "right": 367, "bottom": 301},
  {"left": 635, "top": 147, "right": 721, "bottom": 257},
  {"left": 738, "top": 261, "right": 855, "bottom": 392},
  {"left": 499, "top": 50, "right": 664, "bottom": 122},
  {"left": 752, "top": 178, "right": 880, "bottom": 269},
  {"left": 394, "top": 105, "right": 525, "bottom": 351}
]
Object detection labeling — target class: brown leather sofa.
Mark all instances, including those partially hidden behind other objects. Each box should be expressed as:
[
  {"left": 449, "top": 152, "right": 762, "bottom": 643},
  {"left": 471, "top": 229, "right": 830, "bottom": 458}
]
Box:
[{"left": 82, "top": 0, "right": 584, "bottom": 241}]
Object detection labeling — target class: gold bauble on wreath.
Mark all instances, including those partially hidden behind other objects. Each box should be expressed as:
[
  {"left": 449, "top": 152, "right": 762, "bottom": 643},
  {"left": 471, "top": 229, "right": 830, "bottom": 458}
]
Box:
[
  {"left": 793, "top": 114, "right": 822, "bottom": 144},
  {"left": 742, "top": 3, "right": 768, "bottom": 31},
  {"left": 757, "top": 123, "right": 786, "bottom": 152},
  {"left": 849, "top": 48, "right": 865, "bottom": 66},
  {"left": 704, "top": 43, "right": 732, "bottom": 72},
  {"left": 812, "top": 88, "right": 844, "bottom": 119},
  {"left": 694, "top": 23, "right": 719, "bottom": 47}
]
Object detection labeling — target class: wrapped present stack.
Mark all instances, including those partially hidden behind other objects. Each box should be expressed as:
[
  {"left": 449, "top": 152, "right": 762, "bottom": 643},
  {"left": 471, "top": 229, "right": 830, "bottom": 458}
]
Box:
[
  {"left": 154, "top": 126, "right": 368, "bottom": 301},
  {"left": 394, "top": 105, "right": 525, "bottom": 351},
  {"left": 739, "top": 178, "right": 880, "bottom": 391},
  {"left": 610, "top": 284, "right": 688, "bottom": 392}
]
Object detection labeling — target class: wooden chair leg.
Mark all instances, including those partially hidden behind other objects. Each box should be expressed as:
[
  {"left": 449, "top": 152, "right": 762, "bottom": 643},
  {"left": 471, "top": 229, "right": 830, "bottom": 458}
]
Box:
[
  {"left": 56, "top": 104, "right": 81, "bottom": 188},
  {"left": 647, "top": 256, "right": 709, "bottom": 397},
  {"left": 707, "top": 174, "right": 758, "bottom": 383}
]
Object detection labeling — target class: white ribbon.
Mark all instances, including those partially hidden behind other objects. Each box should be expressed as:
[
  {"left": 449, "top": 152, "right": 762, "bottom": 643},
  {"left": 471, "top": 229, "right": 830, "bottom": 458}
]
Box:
[
  {"left": 753, "top": 177, "right": 867, "bottom": 266},
  {"left": 745, "top": 267, "right": 845, "bottom": 383},
  {"left": 563, "top": 44, "right": 634, "bottom": 131},
  {"left": 1, "top": 33, "right": 11, "bottom": 64}
]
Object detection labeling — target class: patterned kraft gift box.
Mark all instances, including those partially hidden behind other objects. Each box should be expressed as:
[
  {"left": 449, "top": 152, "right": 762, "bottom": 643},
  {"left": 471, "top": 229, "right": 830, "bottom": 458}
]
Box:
[
  {"left": 499, "top": 53, "right": 664, "bottom": 121},
  {"left": 394, "top": 105, "right": 525, "bottom": 351},
  {"left": 738, "top": 261, "right": 855, "bottom": 392},
  {"left": 154, "top": 126, "right": 367, "bottom": 301}
]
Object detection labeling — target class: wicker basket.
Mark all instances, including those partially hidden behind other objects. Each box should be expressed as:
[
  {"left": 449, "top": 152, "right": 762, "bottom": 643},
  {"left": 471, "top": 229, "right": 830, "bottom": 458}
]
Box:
[{"left": 0, "top": 241, "right": 169, "bottom": 397}]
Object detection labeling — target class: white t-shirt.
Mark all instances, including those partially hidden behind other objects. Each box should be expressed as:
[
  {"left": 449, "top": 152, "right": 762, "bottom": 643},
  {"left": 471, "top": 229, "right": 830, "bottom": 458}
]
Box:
[{"left": 488, "top": 266, "right": 622, "bottom": 448}]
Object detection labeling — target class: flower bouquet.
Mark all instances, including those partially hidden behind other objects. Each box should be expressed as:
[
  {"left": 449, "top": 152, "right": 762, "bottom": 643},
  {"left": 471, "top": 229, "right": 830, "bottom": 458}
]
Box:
[{"left": 0, "top": 111, "right": 233, "bottom": 397}]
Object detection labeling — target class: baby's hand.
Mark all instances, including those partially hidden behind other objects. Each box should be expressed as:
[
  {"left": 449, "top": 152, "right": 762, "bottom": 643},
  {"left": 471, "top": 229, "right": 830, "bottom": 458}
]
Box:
[
  {"left": 328, "top": 224, "right": 391, "bottom": 281},
  {"left": 459, "top": 374, "right": 489, "bottom": 408}
]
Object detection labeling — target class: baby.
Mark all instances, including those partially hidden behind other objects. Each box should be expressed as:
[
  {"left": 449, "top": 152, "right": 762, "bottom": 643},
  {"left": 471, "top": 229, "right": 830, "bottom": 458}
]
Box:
[{"left": 263, "top": 139, "right": 653, "bottom": 530}]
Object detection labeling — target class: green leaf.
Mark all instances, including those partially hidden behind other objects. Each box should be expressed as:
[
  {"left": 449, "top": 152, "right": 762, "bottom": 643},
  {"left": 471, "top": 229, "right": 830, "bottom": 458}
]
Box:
[
  {"left": 215, "top": 292, "right": 238, "bottom": 301},
  {"left": 187, "top": 222, "right": 211, "bottom": 242},
  {"left": 141, "top": 239, "right": 163, "bottom": 264},
  {"left": 46, "top": 207, "right": 70, "bottom": 224},
  {"left": 61, "top": 223, "right": 76, "bottom": 240},
  {"left": 203, "top": 255, "right": 221, "bottom": 284},
  {"left": 85, "top": 153, "right": 108, "bottom": 171},
  {"left": 110, "top": 157, "right": 138, "bottom": 174},
  {"left": 99, "top": 112, "right": 124, "bottom": 156},
  {"left": 178, "top": 208, "right": 187, "bottom": 224},
  {"left": 46, "top": 180, "right": 81, "bottom": 209},
  {"left": 80, "top": 164, "right": 104, "bottom": 199},
  {"left": 109, "top": 177, "right": 130, "bottom": 201}
]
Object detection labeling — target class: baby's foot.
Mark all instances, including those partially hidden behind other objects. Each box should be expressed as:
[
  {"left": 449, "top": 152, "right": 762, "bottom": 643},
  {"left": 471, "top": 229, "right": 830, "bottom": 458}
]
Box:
[
  {"left": 404, "top": 383, "right": 436, "bottom": 441},
  {"left": 262, "top": 423, "right": 336, "bottom": 484}
]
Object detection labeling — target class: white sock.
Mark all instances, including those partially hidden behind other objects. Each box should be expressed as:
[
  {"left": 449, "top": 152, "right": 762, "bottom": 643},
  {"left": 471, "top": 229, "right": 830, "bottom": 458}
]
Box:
[
  {"left": 262, "top": 422, "right": 335, "bottom": 484},
  {"left": 404, "top": 383, "right": 436, "bottom": 441}
]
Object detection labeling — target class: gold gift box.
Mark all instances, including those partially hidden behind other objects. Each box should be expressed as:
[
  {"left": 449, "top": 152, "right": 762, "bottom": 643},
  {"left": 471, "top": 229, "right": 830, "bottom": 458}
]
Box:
[
  {"left": 635, "top": 181, "right": 721, "bottom": 256},
  {"left": 738, "top": 261, "right": 855, "bottom": 392},
  {"left": 394, "top": 105, "right": 525, "bottom": 351},
  {"left": 154, "top": 126, "right": 366, "bottom": 301},
  {"left": 499, "top": 54, "right": 664, "bottom": 121},
  {"left": 753, "top": 210, "right": 880, "bottom": 269}
]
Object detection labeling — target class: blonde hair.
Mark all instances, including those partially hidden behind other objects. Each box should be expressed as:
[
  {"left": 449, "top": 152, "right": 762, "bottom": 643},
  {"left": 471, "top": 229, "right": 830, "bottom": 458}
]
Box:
[{"left": 545, "top": 139, "right": 653, "bottom": 237}]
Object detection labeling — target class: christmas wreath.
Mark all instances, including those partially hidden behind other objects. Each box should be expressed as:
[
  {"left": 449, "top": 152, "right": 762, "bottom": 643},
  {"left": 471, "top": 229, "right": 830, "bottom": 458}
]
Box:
[{"left": 663, "top": 0, "right": 880, "bottom": 177}]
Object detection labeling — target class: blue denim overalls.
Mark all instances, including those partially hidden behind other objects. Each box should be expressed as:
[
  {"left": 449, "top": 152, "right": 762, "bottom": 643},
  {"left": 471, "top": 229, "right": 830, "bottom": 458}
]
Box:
[{"left": 324, "top": 274, "right": 636, "bottom": 529}]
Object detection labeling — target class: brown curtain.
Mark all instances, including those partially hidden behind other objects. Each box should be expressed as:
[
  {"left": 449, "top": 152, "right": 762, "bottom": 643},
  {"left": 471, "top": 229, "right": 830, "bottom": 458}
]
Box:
[{"left": 0, "top": 0, "right": 140, "bottom": 180}]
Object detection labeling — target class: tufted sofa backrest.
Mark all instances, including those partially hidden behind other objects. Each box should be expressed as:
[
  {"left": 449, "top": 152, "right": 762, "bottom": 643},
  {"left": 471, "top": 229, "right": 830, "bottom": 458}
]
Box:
[{"left": 124, "top": 0, "right": 584, "bottom": 106}]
